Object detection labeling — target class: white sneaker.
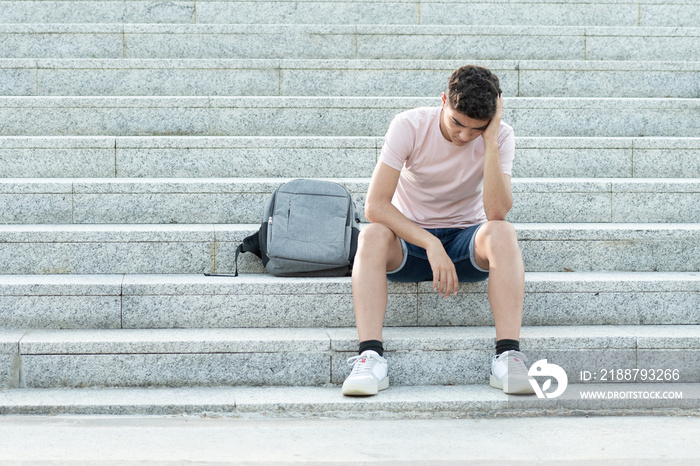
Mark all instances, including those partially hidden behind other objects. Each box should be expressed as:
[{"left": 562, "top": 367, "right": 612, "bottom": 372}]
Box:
[
  {"left": 490, "top": 350, "right": 535, "bottom": 395},
  {"left": 341, "top": 350, "right": 389, "bottom": 396}
]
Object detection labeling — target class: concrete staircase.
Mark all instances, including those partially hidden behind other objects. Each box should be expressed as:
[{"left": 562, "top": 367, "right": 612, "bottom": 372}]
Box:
[{"left": 1, "top": 0, "right": 699, "bottom": 416}]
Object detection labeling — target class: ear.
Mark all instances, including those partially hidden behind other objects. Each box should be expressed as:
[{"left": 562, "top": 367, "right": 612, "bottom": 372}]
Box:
[{"left": 441, "top": 92, "right": 447, "bottom": 107}]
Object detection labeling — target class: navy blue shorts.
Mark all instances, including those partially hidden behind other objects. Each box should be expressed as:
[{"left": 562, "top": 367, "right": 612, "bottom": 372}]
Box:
[{"left": 387, "top": 224, "right": 489, "bottom": 283}]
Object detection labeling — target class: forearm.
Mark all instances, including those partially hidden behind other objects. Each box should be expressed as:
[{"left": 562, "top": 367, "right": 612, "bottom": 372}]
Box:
[
  {"left": 482, "top": 140, "right": 513, "bottom": 220},
  {"left": 365, "top": 200, "right": 440, "bottom": 251}
]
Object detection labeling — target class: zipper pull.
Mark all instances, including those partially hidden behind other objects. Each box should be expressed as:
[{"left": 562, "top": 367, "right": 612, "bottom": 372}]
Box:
[{"left": 268, "top": 216, "right": 273, "bottom": 225}]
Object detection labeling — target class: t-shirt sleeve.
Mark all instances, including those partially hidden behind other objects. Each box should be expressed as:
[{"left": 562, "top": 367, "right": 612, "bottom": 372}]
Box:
[
  {"left": 379, "top": 114, "right": 415, "bottom": 172},
  {"left": 498, "top": 124, "right": 515, "bottom": 176}
]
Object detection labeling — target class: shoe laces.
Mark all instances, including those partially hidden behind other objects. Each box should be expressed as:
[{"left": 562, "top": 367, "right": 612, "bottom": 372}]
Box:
[{"left": 347, "top": 352, "right": 382, "bottom": 376}]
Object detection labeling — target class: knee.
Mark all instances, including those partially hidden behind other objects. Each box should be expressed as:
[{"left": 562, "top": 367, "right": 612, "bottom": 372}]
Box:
[
  {"left": 479, "top": 220, "right": 518, "bottom": 247},
  {"left": 357, "top": 224, "right": 396, "bottom": 255}
]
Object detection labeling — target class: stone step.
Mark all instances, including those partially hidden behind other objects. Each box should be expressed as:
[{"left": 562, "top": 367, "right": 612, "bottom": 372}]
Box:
[
  {"left": 0, "top": 384, "right": 698, "bottom": 416},
  {"left": 1, "top": 97, "right": 699, "bottom": 138},
  {"left": 1, "top": 325, "right": 698, "bottom": 388},
  {"left": 2, "top": 24, "right": 699, "bottom": 61},
  {"left": 0, "top": 223, "right": 699, "bottom": 274},
  {"left": 1, "top": 136, "right": 699, "bottom": 179},
  {"left": 2, "top": 0, "right": 697, "bottom": 27},
  {"left": 3, "top": 58, "right": 700, "bottom": 98},
  {"left": 2, "top": 177, "right": 700, "bottom": 224},
  {"left": 1, "top": 273, "right": 698, "bottom": 330}
]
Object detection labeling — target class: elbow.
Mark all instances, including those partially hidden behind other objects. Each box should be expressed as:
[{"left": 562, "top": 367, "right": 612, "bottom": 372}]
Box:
[
  {"left": 364, "top": 197, "right": 390, "bottom": 224},
  {"left": 364, "top": 201, "right": 380, "bottom": 224}
]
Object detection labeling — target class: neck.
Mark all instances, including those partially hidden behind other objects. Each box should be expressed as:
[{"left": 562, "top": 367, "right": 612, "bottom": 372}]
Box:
[{"left": 438, "top": 109, "right": 451, "bottom": 142}]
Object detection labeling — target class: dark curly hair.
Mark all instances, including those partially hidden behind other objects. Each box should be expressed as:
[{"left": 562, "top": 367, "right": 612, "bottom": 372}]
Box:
[{"left": 446, "top": 65, "right": 501, "bottom": 121}]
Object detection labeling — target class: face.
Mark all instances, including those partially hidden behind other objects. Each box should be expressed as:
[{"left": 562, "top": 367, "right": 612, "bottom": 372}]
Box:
[{"left": 439, "top": 92, "right": 490, "bottom": 146}]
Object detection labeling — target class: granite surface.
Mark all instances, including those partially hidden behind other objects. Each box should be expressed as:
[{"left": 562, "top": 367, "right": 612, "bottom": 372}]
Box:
[
  {"left": 0, "top": 355, "right": 19, "bottom": 390},
  {"left": 232, "top": 384, "right": 509, "bottom": 415},
  {"left": 634, "top": 326, "right": 700, "bottom": 349},
  {"left": 5, "top": 325, "right": 700, "bottom": 389},
  {"left": 2, "top": 97, "right": 699, "bottom": 137},
  {"left": 0, "top": 223, "right": 217, "bottom": 243},
  {"left": 328, "top": 327, "right": 496, "bottom": 353},
  {"left": 6, "top": 24, "right": 697, "bottom": 61},
  {"left": 0, "top": 333, "right": 20, "bottom": 386},
  {"left": 0, "top": 274, "right": 123, "bottom": 295},
  {"left": 4, "top": 177, "right": 700, "bottom": 224},
  {"left": 0, "top": 31, "right": 122, "bottom": 59},
  {"left": 519, "top": 239, "right": 700, "bottom": 272},
  {"left": 125, "top": 28, "right": 355, "bottom": 59},
  {"left": 612, "top": 193, "right": 700, "bottom": 222},
  {"left": 0, "top": 148, "right": 115, "bottom": 177},
  {"left": 512, "top": 148, "right": 633, "bottom": 178},
  {"left": 2, "top": 272, "right": 696, "bottom": 330},
  {"left": 509, "top": 192, "right": 612, "bottom": 223},
  {"left": 73, "top": 193, "right": 268, "bottom": 224},
  {"left": 0, "top": 296, "right": 121, "bottom": 329},
  {"left": 115, "top": 135, "right": 379, "bottom": 148},
  {"left": 39, "top": 68, "right": 278, "bottom": 96},
  {"left": 417, "top": 292, "right": 652, "bottom": 327},
  {"left": 0, "top": 194, "right": 72, "bottom": 224},
  {"left": 4, "top": 135, "right": 696, "bottom": 179},
  {"left": 117, "top": 147, "right": 376, "bottom": 178},
  {"left": 34, "top": 58, "right": 282, "bottom": 69},
  {"left": 0, "top": 135, "right": 115, "bottom": 148},
  {"left": 280, "top": 69, "right": 519, "bottom": 97},
  {"left": 634, "top": 149, "right": 700, "bottom": 178},
  {"left": 0, "top": 331, "right": 23, "bottom": 354},
  {"left": 21, "top": 353, "right": 331, "bottom": 388},
  {"left": 637, "top": 351, "right": 700, "bottom": 383},
  {"left": 121, "top": 293, "right": 416, "bottom": 328},
  {"left": 1, "top": 1, "right": 195, "bottom": 24},
  {"left": 1, "top": 384, "right": 698, "bottom": 417},
  {"left": 420, "top": 2, "right": 638, "bottom": 26},
  {"left": 4, "top": 224, "right": 698, "bottom": 274},
  {"left": 9, "top": 58, "right": 700, "bottom": 98},
  {"left": 19, "top": 328, "right": 330, "bottom": 354},
  {"left": 8, "top": 58, "right": 700, "bottom": 98},
  {"left": 356, "top": 33, "right": 584, "bottom": 61},
  {"left": 519, "top": 70, "right": 700, "bottom": 98},
  {"left": 196, "top": 1, "right": 417, "bottom": 24},
  {"left": 0, "top": 241, "right": 214, "bottom": 274},
  {"left": 0, "top": 68, "right": 34, "bottom": 95},
  {"left": 587, "top": 35, "right": 700, "bottom": 61},
  {"left": 518, "top": 325, "right": 640, "bottom": 349},
  {"left": 641, "top": 4, "right": 700, "bottom": 27},
  {"left": 120, "top": 273, "right": 360, "bottom": 295}
]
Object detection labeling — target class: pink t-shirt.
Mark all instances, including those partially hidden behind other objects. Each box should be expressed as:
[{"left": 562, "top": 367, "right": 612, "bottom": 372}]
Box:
[{"left": 379, "top": 106, "right": 515, "bottom": 229}]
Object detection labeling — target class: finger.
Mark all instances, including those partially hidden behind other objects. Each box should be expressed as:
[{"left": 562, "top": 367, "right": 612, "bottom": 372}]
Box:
[
  {"left": 433, "top": 267, "right": 444, "bottom": 295},
  {"left": 440, "top": 268, "right": 452, "bottom": 298},
  {"left": 444, "top": 273, "right": 453, "bottom": 298},
  {"left": 436, "top": 269, "right": 445, "bottom": 296}
]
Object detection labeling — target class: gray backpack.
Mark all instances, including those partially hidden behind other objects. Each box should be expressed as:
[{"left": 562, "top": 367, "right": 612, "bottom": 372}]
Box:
[{"left": 233, "top": 179, "right": 361, "bottom": 277}]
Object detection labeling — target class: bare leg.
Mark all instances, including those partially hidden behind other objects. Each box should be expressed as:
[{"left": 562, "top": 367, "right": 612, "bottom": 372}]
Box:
[
  {"left": 473, "top": 220, "right": 525, "bottom": 341},
  {"left": 352, "top": 224, "right": 405, "bottom": 342}
]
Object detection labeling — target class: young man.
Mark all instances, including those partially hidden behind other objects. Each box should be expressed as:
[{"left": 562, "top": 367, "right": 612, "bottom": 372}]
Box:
[{"left": 342, "top": 65, "right": 535, "bottom": 396}]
